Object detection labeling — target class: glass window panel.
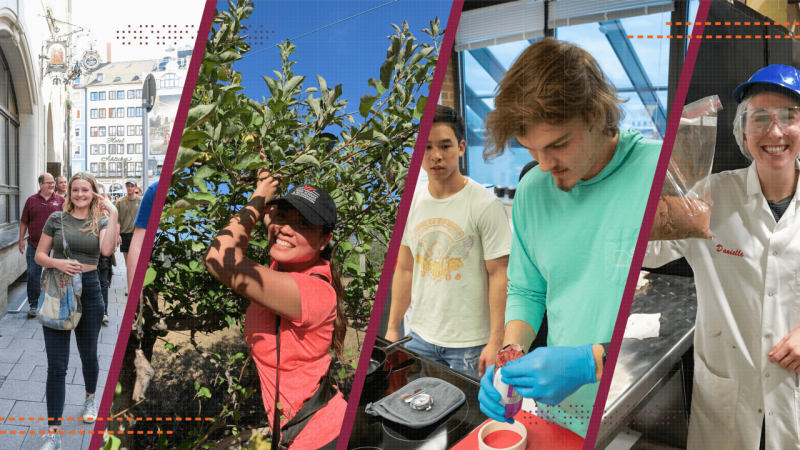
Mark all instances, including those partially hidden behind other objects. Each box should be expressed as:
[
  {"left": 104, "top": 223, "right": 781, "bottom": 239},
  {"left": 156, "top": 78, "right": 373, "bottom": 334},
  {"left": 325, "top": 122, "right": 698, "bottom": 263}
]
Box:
[
  {"left": 0, "top": 194, "right": 7, "bottom": 225},
  {"left": 557, "top": 23, "right": 633, "bottom": 89},
  {"left": 485, "top": 40, "right": 530, "bottom": 71},
  {"left": 9, "top": 123, "right": 16, "bottom": 187},
  {"left": 463, "top": 51, "right": 497, "bottom": 97},
  {"left": 0, "top": 115, "right": 6, "bottom": 186},
  {"left": 620, "top": 13, "right": 671, "bottom": 89},
  {"left": 0, "top": 64, "right": 7, "bottom": 109},
  {"left": 12, "top": 194, "right": 18, "bottom": 222}
]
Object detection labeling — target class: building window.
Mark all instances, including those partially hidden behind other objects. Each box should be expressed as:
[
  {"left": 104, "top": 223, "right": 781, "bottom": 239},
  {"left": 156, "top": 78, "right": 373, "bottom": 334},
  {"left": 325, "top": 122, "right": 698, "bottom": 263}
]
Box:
[
  {"left": 117, "top": 126, "right": 124, "bottom": 135},
  {"left": 127, "top": 107, "right": 135, "bottom": 117},
  {"left": 160, "top": 73, "right": 180, "bottom": 89},
  {"left": 75, "top": 128, "right": 80, "bottom": 137},
  {"left": 98, "top": 127, "right": 106, "bottom": 137},
  {"left": 128, "top": 125, "right": 136, "bottom": 136},
  {"left": 0, "top": 49, "right": 20, "bottom": 225},
  {"left": 99, "top": 92, "right": 106, "bottom": 101},
  {"left": 117, "top": 90, "right": 123, "bottom": 99},
  {"left": 97, "top": 162, "right": 106, "bottom": 177},
  {"left": 90, "top": 109, "right": 98, "bottom": 119},
  {"left": 74, "top": 145, "right": 80, "bottom": 155},
  {"left": 75, "top": 76, "right": 81, "bottom": 84},
  {"left": 109, "top": 127, "right": 116, "bottom": 137},
  {"left": 113, "top": 77, "right": 121, "bottom": 82},
  {"left": 136, "top": 89, "right": 142, "bottom": 99},
  {"left": 99, "top": 144, "right": 106, "bottom": 155},
  {"left": 90, "top": 145, "right": 98, "bottom": 155},
  {"left": 127, "top": 90, "right": 135, "bottom": 99},
  {"left": 109, "top": 108, "right": 116, "bottom": 119},
  {"left": 90, "top": 92, "right": 98, "bottom": 101},
  {"left": 108, "top": 162, "right": 122, "bottom": 177},
  {"left": 127, "top": 144, "right": 135, "bottom": 154},
  {"left": 99, "top": 109, "right": 106, "bottom": 119},
  {"left": 108, "top": 144, "right": 116, "bottom": 154},
  {"left": 91, "top": 163, "right": 97, "bottom": 173},
  {"left": 117, "top": 107, "right": 124, "bottom": 118},
  {"left": 90, "top": 127, "right": 98, "bottom": 137},
  {"left": 97, "top": 74, "right": 104, "bottom": 82},
  {"left": 136, "top": 125, "right": 142, "bottom": 136},
  {"left": 109, "top": 91, "right": 116, "bottom": 100},
  {"left": 136, "top": 143, "right": 142, "bottom": 154},
  {"left": 456, "top": 9, "right": 672, "bottom": 187},
  {"left": 136, "top": 107, "right": 142, "bottom": 117}
]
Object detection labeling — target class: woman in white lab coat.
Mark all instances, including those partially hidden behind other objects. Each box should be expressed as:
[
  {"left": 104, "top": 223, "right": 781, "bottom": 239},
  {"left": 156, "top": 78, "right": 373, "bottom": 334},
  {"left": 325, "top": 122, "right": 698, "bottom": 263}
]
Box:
[{"left": 644, "top": 64, "right": 800, "bottom": 450}]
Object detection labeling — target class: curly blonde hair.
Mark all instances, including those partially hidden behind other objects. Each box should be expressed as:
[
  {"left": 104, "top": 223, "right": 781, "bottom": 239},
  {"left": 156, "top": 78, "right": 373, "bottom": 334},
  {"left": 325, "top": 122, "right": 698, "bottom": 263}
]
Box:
[
  {"left": 63, "top": 172, "right": 105, "bottom": 235},
  {"left": 484, "top": 38, "right": 625, "bottom": 161}
]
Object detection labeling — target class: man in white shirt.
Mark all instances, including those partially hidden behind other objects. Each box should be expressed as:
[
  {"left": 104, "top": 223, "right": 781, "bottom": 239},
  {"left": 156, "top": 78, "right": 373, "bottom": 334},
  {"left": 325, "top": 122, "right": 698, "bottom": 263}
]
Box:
[{"left": 385, "top": 106, "right": 511, "bottom": 379}]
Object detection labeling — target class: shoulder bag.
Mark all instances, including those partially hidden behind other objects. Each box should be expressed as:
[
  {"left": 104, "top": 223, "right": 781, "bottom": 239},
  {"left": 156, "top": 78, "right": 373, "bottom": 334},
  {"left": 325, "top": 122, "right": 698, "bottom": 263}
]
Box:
[{"left": 37, "top": 212, "right": 83, "bottom": 330}]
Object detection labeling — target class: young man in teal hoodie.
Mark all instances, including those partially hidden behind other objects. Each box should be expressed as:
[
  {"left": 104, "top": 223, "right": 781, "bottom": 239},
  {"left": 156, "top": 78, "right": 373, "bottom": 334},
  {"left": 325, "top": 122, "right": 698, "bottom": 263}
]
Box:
[{"left": 477, "top": 38, "right": 660, "bottom": 438}]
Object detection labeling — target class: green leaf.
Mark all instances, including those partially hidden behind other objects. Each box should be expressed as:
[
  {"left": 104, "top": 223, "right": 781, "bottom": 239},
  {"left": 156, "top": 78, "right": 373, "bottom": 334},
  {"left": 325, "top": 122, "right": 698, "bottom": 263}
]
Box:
[
  {"left": 408, "top": 46, "right": 434, "bottom": 68},
  {"left": 294, "top": 154, "right": 320, "bottom": 166},
  {"left": 343, "top": 262, "right": 360, "bottom": 276},
  {"left": 181, "top": 130, "right": 211, "bottom": 149},
  {"left": 218, "top": 49, "right": 242, "bottom": 64},
  {"left": 197, "top": 387, "right": 212, "bottom": 399},
  {"left": 380, "top": 59, "right": 394, "bottom": 90},
  {"left": 356, "top": 129, "right": 389, "bottom": 144},
  {"left": 173, "top": 147, "right": 202, "bottom": 175},
  {"left": 413, "top": 96, "right": 427, "bottom": 120},
  {"left": 284, "top": 75, "right": 305, "bottom": 92},
  {"left": 234, "top": 152, "right": 262, "bottom": 170},
  {"left": 263, "top": 76, "right": 279, "bottom": 96},
  {"left": 194, "top": 165, "right": 216, "bottom": 180},
  {"left": 317, "top": 74, "right": 328, "bottom": 102},
  {"left": 359, "top": 94, "right": 378, "bottom": 118},
  {"left": 185, "top": 105, "right": 216, "bottom": 130},
  {"left": 143, "top": 267, "right": 157, "bottom": 287}
]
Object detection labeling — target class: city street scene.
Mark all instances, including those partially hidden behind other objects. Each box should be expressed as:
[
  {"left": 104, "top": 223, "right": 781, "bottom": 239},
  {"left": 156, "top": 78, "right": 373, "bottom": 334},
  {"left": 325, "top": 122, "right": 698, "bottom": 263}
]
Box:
[{"left": 0, "top": 1, "right": 204, "bottom": 449}]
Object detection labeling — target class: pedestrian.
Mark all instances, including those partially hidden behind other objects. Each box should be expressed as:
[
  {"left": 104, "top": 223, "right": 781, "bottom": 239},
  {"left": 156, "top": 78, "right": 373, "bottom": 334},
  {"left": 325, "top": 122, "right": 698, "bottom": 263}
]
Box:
[
  {"left": 97, "top": 186, "right": 119, "bottom": 325},
  {"left": 117, "top": 179, "right": 142, "bottom": 271},
  {"left": 386, "top": 105, "right": 511, "bottom": 379},
  {"left": 34, "top": 172, "right": 119, "bottom": 450},
  {"left": 203, "top": 172, "right": 346, "bottom": 450},
  {"left": 19, "top": 174, "right": 65, "bottom": 319},
  {"left": 126, "top": 181, "right": 157, "bottom": 293},
  {"left": 56, "top": 176, "right": 67, "bottom": 197}
]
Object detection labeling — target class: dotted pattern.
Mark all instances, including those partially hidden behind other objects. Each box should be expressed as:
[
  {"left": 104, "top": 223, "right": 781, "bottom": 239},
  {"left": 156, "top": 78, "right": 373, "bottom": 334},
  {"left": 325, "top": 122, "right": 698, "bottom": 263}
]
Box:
[
  {"left": 0, "top": 417, "right": 213, "bottom": 422},
  {"left": 628, "top": 21, "right": 800, "bottom": 38},
  {"left": 116, "top": 24, "right": 196, "bottom": 45},
  {"left": 601, "top": 405, "right": 685, "bottom": 425},
  {"left": 219, "top": 25, "right": 276, "bottom": 45}
]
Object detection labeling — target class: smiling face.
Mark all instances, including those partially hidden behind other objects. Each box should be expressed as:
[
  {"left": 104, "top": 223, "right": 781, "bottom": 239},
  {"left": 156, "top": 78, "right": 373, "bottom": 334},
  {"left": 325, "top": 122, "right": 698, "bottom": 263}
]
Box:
[
  {"left": 265, "top": 204, "right": 332, "bottom": 267},
  {"left": 39, "top": 174, "right": 55, "bottom": 197},
  {"left": 423, "top": 123, "right": 465, "bottom": 185},
  {"left": 70, "top": 179, "right": 96, "bottom": 211},
  {"left": 516, "top": 118, "right": 611, "bottom": 192},
  {"left": 743, "top": 92, "right": 800, "bottom": 175}
]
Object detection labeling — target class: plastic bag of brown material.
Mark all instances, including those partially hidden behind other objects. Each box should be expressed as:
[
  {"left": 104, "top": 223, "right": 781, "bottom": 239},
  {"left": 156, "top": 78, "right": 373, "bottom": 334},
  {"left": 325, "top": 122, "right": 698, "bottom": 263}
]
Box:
[{"left": 650, "top": 95, "right": 722, "bottom": 240}]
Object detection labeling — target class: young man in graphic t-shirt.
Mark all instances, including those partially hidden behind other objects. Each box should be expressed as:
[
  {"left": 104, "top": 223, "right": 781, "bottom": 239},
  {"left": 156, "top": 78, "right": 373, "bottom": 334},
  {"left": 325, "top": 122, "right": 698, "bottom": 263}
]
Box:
[{"left": 385, "top": 106, "right": 511, "bottom": 379}]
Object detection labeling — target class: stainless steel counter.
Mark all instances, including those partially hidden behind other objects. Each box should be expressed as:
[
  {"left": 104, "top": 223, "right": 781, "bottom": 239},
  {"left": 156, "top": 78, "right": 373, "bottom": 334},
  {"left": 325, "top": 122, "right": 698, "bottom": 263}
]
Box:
[{"left": 595, "top": 273, "right": 698, "bottom": 448}]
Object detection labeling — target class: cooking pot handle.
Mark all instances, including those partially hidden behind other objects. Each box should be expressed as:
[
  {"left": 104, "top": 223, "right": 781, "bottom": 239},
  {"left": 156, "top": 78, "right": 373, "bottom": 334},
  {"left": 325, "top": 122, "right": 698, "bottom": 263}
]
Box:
[
  {"left": 386, "top": 358, "right": 416, "bottom": 375},
  {"left": 383, "top": 335, "right": 413, "bottom": 352}
]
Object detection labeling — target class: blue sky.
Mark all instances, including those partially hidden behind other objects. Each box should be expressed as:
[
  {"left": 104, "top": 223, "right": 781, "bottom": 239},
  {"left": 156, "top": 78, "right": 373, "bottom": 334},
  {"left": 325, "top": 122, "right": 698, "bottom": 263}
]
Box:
[{"left": 217, "top": 0, "right": 453, "bottom": 118}]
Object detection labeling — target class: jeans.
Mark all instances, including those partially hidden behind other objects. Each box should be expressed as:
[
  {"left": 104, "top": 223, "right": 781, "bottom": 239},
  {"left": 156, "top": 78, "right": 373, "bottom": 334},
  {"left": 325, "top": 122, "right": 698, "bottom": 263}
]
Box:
[
  {"left": 41, "top": 270, "right": 104, "bottom": 426},
  {"left": 97, "top": 255, "right": 113, "bottom": 316},
  {"left": 404, "top": 331, "right": 484, "bottom": 379},
  {"left": 26, "top": 245, "right": 43, "bottom": 309}
]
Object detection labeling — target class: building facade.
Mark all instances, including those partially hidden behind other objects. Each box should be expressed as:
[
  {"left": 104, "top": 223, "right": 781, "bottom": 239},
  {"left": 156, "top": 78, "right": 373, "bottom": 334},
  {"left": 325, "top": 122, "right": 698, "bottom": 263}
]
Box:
[{"left": 0, "top": 0, "right": 70, "bottom": 316}]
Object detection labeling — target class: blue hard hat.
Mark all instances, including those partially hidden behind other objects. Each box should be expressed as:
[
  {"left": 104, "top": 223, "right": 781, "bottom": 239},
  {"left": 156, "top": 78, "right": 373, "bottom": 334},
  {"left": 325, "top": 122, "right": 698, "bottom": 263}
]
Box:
[{"left": 733, "top": 64, "right": 800, "bottom": 104}]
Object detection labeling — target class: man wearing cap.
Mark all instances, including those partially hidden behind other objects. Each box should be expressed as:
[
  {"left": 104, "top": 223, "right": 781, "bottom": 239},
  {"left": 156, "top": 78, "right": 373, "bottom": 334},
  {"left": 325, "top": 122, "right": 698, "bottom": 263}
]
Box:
[
  {"left": 644, "top": 64, "right": 800, "bottom": 450},
  {"left": 20, "top": 173, "right": 65, "bottom": 318},
  {"left": 117, "top": 179, "right": 142, "bottom": 268},
  {"left": 56, "top": 176, "right": 68, "bottom": 197}
]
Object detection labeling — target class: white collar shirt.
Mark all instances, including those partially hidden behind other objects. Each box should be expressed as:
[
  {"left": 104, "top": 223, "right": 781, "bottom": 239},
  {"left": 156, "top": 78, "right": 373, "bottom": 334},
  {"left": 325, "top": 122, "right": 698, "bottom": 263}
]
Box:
[{"left": 643, "top": 160, "right": 800, "bottom": 450}]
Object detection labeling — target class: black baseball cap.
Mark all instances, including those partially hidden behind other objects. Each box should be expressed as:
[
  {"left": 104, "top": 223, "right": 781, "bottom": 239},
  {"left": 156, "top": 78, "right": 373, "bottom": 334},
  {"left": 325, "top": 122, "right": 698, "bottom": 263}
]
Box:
[{"left": 266, "top": 185, "right": 337, "bottom": 229}]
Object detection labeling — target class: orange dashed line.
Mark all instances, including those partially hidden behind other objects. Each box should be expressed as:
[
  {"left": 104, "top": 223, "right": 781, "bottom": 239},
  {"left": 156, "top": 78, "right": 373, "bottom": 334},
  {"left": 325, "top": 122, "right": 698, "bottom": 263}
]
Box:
[
  {"left": 735, "top": 35, "right": 740, "bottom": 39},
  {"left": 647, "top": 35, "right": 653, "bottom": 38},
  {"left": 628, "top": 35, "right": 634, "bottom": 38},
  {"left": 725, "top": 22, "right": 731, "bottom": 26},
  {"left": 745, "top": 22, "right": 751, "bottom": 25},
  {"left": 677, "top": 35, "right": 683, "bottom": 39},
  {"left": 706, "top": 35, "right": 711, "bottom": 38},
  {"left": 705, "top": 22, "right": 711, "bottom": 25},
  {"left": 746, "top": 35, "right": 752, "bottom": 38},
  {"left": 637, "top": 35, "right": 643, "bottom": 38},
  {"left": 148, "top": 431, "right": 154, "bottom": 434},
  {"left": 167, "top": 431, "right": 173, "bottom": 434},
  {"left": 666, "top": 21, "right": 672, "bottom": 25},
  {"left": 89, "top": 431, "right": 95, "bottom": 434},
  {"left": 766, "top": 35, "right": 771, "bottom": 38},
  {"left": 775, "top": 22, "right": 782, "bottom": 26},
  {"left": 146, "top": 417, "right": 153, "bottom": 421},
  {"left": 157, "top": 431, "right": 164, "bottom": 434},
  {"left": 128, "top": 431, "right": 135, "bottom": 435},
  {"left": 718, "top": 35, "right": 723, "bottom": 38},
  {"left": 136, "top": 417, "right": 143, "bottom": 421},
  {"left": 735, "top": 22, "right": 741, "bottom": 25},
  {"left": 715, "top": 22, "right": 721, "bottom": 26},
  {"left": 138, "top": 431, "right": 144, "bottom": 434},
  {"left": 657, "top": 35, "right": 663, "bottom": 38},
  {"left": 68, "top": 431, "right": 75, "bottom": 435},
  {"left": 695, "top": 22, "right": 702, "bottom": 25},
  {"left": 166, "top": 418, "right": 173, "bottom": 421},
  {"left": 116, "top": 418, "right": 123, "bottom": 421}
]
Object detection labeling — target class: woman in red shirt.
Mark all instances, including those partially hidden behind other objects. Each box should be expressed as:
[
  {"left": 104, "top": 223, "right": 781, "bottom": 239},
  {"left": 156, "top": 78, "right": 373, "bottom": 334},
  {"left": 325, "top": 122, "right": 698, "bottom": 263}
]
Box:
[{"left": 204, "top": 170, "right": 347, "bottom": 450}]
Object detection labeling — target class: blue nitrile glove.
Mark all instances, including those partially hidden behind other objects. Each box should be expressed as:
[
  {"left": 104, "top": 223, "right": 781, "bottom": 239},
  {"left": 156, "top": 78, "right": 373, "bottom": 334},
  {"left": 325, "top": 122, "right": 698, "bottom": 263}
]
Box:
[
  {"left": 478, "top": 364, "right": 515, "bottom": 424},
  {"left": 501, "top": 344, "right": 597, "bottom": 406}
]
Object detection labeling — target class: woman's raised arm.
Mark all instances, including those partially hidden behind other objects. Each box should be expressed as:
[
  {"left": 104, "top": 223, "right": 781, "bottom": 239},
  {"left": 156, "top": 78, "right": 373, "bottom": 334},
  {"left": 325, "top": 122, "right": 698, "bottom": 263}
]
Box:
[{"left": 203, "top": 171, "right": 303, "bottom": 320}]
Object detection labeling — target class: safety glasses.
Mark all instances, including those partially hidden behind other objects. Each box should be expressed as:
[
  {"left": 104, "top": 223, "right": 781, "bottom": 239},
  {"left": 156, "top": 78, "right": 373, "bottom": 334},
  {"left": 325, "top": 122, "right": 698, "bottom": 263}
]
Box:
[{"left": 740, "top": 106, "right": 800, "bottom": 136}]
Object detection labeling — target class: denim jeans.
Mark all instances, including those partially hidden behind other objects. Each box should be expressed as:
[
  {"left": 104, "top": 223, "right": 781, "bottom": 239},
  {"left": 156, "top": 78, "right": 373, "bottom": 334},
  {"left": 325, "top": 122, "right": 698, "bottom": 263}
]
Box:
[
  {"left": 403, "top": 331, "right": 484, "bottom": 379},
  {"left": 25, "top": 245, "right": 43, "bottom": 309},
  {"left": 41, "top": 270, "right": 104, "bottom": 426},
  {"left": 97, "top": 255, "right": 112, "bottom": 316}
]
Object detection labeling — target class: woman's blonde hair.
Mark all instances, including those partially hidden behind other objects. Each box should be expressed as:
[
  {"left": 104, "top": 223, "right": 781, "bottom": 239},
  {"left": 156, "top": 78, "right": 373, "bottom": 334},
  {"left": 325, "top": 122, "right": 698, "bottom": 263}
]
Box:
[{"left": 63, "top": 172, "right": 104, "bottom": 235}]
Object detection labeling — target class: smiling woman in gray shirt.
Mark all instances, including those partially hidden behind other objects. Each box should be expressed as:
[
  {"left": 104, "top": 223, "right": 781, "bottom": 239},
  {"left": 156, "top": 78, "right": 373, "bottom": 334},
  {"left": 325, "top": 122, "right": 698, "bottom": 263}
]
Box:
[{"left": 34, "top": 172, "right": 118, "bottom": 450}]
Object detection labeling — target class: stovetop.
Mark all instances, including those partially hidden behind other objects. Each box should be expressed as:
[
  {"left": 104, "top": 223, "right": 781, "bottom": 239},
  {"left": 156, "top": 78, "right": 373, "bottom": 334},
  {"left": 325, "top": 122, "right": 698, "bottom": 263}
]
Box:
[{"left": 347, "top": 338, "right": 489, "bottom": 450}]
